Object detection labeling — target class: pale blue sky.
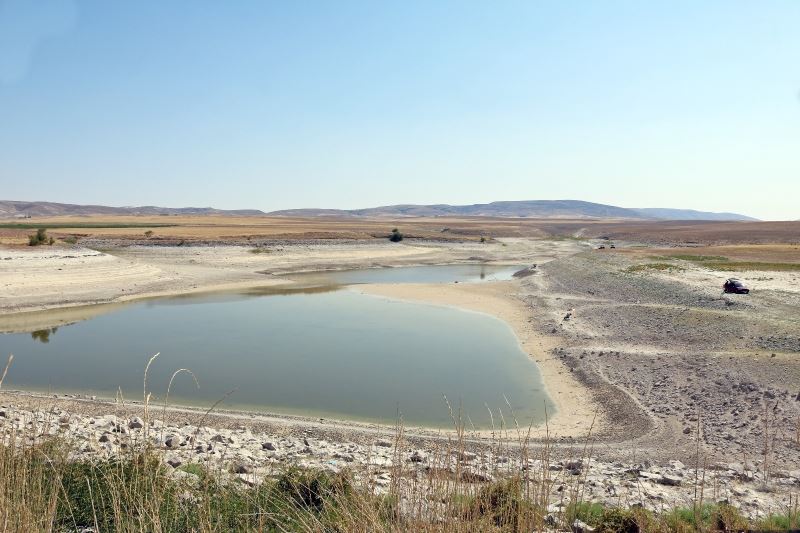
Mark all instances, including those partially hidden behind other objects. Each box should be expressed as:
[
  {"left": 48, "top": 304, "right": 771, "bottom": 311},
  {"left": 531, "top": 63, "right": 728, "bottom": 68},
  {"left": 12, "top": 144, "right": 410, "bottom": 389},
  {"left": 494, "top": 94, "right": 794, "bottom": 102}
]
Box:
[{"left": 0, "top": 1, "right": 798, "bottom": 219}]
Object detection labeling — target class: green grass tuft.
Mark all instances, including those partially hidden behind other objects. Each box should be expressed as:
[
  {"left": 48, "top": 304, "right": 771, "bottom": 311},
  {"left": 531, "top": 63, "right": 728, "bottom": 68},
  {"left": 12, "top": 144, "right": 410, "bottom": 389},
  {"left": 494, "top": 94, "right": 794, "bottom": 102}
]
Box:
[{"left": 625, "top": 263, "right": 685, "bottom": 273}]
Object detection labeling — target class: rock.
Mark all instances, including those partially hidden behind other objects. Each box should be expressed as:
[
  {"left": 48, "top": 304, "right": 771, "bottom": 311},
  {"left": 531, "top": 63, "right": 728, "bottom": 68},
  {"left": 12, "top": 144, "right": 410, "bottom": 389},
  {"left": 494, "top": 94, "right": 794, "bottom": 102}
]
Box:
[
  {"left": 572, "top": 519, "right": 595, "bottom": 532},
  {"left": 460, "top": 471, "right": 492, "bottom": 483},
  {"left": 334, "top": 452, "right": 355, "bottom": 462},
  {"left": 165, "top": 435, "right": 181, "bottom": 448},
  {"left": 233, "top": 463, "right": 253, "bottom": 474},
  {"left": 128, "top": 417, "right": 144, "bottom": 429},
  {"left": 375, "top": 439, "right": 393, "bottom": 448},
  {"left": 409, "top": 450, "right": 427, "bottom": 463},
  {"left": 639, "top": 471, "right": 661, "bottom": 482},
  {"left": 453, "top": 450, "right": 477, "bottom": 462},
  {"left": 659, "top": 474, "right": 682, "bottom": 486},
  {"left": 167, "top": 457, "right": 182, "bottom": 468},
  {"left": 262, "top": 442, "right": 276, "bottom": 451},
  {"left": 98, "top": 433, "right": 112, "bottom": 443},
  {"left": 564, "top": 459, "right": 584, "bottom": 471}
]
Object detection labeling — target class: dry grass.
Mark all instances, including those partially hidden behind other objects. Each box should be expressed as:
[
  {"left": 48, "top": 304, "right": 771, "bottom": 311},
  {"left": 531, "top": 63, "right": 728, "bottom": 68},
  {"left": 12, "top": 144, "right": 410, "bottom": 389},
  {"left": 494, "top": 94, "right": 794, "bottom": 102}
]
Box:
[{"left": 2, "top": 215, "right": 798, "bottom": 247}]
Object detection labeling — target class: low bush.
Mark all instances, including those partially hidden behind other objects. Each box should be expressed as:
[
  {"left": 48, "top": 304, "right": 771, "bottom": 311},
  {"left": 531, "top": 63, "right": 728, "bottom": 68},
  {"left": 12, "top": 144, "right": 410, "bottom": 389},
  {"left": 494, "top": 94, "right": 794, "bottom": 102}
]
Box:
[{"left": 28, "top": 228, "right": 54, "bottom": 246}]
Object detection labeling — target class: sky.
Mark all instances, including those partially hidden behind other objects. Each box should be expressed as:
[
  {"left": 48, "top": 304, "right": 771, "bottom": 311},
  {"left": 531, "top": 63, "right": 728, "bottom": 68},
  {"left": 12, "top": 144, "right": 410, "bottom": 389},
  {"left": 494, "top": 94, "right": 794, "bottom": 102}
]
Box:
[{"left": 0, "top": 1, "right": 798, "bottom": 220}]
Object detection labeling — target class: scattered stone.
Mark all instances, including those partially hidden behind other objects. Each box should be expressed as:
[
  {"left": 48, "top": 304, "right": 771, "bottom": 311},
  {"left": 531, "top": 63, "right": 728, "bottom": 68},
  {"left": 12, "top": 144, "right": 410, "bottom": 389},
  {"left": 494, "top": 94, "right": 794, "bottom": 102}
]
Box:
[
  {"left": 660, "top": 474, "right": 682, "bottom": 486},
  {"left": 409, "top": 450, "right": 427, "bottom": 463},
  {"left": 233, "top": 463, "right": 253, "bottom": 474}
]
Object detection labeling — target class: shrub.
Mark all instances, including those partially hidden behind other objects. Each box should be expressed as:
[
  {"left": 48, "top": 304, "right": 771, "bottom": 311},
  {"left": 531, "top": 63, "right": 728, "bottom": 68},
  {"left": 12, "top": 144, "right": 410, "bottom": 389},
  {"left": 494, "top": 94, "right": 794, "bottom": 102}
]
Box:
[
  {"left": 144, "top": 230, "right": 154, "bottom": 238},
  {"left": 28, "top": 228, "right": 53, "bottom": 246},
  {"left": 389, "top": 228, "right": 403, "bottom": 242}
]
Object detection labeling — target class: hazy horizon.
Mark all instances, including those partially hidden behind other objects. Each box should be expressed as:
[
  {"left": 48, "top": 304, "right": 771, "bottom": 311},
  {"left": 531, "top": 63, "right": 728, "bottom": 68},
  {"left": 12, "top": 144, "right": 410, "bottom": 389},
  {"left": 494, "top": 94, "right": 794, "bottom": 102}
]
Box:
[
  {"left": 1, "top": 1, "right": 798, "bottom": 220},
  {"left": 0, "top": 196, "right": 769, "bottom": 220}
]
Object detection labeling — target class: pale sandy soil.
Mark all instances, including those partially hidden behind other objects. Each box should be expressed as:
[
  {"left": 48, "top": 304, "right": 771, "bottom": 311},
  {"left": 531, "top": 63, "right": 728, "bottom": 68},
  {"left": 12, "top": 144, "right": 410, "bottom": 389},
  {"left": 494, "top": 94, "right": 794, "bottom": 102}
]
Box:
[
  {"left": 0, "top": 239, "right": 582, "bottom": 323},
  {"left": 356, "top": 281, "right": 604, "bottom": 439}
]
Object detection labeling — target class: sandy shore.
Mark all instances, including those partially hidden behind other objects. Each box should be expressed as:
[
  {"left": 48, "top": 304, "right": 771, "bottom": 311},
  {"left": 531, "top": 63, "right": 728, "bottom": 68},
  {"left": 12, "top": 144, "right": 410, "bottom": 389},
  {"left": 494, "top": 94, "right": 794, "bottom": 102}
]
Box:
[
  {"left": 0, "top": 239, "right": 579, "bottom": 322},
  {"left": 356, "top": 281, "right": 604, "bottom": 439}
]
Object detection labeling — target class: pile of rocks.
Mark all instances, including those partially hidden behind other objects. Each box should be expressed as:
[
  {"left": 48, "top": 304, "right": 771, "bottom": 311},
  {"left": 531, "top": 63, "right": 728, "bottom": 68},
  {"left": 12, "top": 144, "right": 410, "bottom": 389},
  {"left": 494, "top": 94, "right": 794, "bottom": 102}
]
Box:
[{"left": 1, "top": 404, "right": 798, "bottom": 517}]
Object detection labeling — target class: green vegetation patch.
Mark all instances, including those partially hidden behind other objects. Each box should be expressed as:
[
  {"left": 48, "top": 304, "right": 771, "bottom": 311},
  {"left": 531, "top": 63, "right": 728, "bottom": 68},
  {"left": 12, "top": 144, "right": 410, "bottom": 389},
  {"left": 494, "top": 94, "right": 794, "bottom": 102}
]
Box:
[
  {"left": 659, "top": 254, "right": 729, "bottom": 262},
  {"left": 701, "top": 260, "right": 800, "bottom": 272},
  {"left": 651, "top": 254, "right": 800, "bottom": 272},
  {"left": 625, "top": 263, "right": 685, "bottom": 273}
]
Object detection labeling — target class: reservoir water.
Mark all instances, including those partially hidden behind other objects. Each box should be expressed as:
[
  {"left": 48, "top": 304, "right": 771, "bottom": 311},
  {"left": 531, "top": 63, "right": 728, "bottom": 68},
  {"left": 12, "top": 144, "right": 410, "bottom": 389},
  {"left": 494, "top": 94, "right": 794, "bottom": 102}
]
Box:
[{"left": 0, "top": 264, "right": 551, "bottom": 428}]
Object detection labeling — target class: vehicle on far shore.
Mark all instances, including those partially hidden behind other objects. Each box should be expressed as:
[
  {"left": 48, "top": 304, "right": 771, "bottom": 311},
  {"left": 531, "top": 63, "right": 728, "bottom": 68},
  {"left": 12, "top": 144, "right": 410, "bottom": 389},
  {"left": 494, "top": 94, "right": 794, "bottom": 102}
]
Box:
[{"left": 723, "top": 278, "right": 750, "bottom": 294}]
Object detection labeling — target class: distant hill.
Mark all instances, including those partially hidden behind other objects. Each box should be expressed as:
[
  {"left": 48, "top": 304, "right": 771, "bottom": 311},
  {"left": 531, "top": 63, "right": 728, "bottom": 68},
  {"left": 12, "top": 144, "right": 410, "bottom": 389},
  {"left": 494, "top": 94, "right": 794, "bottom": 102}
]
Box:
[
  {"left": 0, "top": 200, "right": 265, "bottom": 217},
  {"left": 632, "top": 208, "right": 757, "bottom": 221},
  {"left": 269, "top": 200, "right": 757, "bottom": 221},
  {"left": 0, "top": 199, "right": 757, "bottom": 221}
]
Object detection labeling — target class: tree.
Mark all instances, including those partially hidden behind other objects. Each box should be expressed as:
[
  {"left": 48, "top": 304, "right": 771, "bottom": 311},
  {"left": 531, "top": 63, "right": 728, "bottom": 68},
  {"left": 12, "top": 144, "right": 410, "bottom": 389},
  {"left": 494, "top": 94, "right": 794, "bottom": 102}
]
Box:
[{"left": 389, "top": 228, "right": 403, "bottom": 242}]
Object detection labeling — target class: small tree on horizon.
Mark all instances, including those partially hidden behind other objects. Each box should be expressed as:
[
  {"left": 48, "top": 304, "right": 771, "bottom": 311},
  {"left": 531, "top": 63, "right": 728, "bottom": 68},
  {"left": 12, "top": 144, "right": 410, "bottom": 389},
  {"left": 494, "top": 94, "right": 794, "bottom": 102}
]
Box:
[{"left": 389, "top": 228, "right": 403, "bottom": 242}]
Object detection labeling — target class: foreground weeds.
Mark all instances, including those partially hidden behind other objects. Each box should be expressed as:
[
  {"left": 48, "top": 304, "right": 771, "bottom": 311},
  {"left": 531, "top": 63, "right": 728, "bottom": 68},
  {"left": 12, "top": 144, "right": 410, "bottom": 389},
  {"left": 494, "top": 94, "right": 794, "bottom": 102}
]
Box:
[
  {"left": 0, "top": 352, "right": 798, "bottom": 532},
  {"left": 1, "top": 423, "right": 799, "bottom": 531}
]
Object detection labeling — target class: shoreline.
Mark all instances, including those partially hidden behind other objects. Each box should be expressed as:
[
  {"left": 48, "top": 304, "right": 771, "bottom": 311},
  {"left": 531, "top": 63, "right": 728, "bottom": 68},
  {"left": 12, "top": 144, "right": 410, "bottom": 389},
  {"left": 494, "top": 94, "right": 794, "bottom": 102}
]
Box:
[
  {"left": 356, "top": 281, "right": 605, "bottom": 439},
  {"left": 0, "top": 240, "right": 602, "bottom": 441},
  {"left": 0, "top": 278, "right": 602, "bottom": 440}
]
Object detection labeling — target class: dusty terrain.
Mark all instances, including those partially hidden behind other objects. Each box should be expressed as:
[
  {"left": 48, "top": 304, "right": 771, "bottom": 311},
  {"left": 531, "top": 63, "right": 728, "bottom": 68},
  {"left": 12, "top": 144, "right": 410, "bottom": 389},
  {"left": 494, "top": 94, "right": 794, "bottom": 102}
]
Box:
[
  {"left": 2, "top": 217, "right": 800, "bottom": 480},
  {"left": 524, "top": 247, "right": 800, "bottom": 469},
  {"left": 3, "top": 214, "right": 798, "bottom": 246}
]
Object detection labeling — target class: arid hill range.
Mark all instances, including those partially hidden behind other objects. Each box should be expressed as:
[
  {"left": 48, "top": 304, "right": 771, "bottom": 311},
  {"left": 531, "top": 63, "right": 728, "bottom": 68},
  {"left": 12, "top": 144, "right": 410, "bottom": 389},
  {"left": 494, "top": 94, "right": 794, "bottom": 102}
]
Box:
[{"left": 0, "top": 199, "right": 758, "bottom": 221}]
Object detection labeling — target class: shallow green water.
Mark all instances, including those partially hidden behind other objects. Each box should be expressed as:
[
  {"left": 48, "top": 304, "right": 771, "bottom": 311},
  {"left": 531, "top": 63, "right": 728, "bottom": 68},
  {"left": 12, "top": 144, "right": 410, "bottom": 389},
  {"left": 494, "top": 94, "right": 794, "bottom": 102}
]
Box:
[{"left": 0, "top": 265, "right": 551, "bottom": 428}]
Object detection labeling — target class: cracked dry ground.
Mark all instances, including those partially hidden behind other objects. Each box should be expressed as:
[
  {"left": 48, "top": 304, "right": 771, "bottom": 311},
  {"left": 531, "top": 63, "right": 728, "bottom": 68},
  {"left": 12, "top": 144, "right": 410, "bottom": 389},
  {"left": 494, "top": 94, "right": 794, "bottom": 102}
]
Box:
[{"left": 520, "top": 252, "right": 800, "bottom": 470}]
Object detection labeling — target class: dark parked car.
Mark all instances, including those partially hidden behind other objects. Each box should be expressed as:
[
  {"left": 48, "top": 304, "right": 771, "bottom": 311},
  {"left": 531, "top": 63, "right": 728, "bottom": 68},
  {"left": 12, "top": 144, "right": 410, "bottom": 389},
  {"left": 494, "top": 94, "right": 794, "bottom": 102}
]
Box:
[{"left": 723, "top": 278, "right": 749, "bottom": 294}]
